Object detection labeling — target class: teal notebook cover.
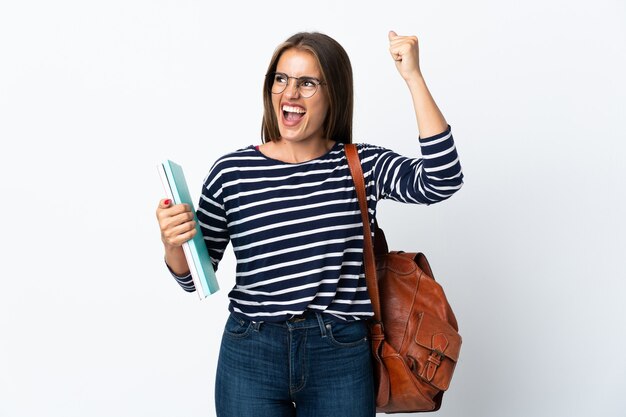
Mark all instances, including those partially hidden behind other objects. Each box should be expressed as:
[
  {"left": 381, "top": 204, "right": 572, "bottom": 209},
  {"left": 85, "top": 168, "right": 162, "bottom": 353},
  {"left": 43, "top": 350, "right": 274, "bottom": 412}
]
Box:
[{"left": 162, "top": 160, "right": 219, "bottom": 295}]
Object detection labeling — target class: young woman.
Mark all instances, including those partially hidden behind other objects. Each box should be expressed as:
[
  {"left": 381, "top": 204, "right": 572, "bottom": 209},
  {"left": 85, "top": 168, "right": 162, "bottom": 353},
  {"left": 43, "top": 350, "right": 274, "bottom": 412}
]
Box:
[{"left": 156, "top": 31, "right": 463, "bottom": 417}]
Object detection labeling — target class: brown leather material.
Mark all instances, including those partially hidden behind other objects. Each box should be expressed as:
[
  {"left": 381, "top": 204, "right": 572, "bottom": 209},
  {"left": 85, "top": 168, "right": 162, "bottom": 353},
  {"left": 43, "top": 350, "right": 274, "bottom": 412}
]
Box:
[
  {"left": 345, "top": 144, "right": 461, "bottom": 413},
  {"left": 345, "top": 144, "right": 382, "bottom": 319}
]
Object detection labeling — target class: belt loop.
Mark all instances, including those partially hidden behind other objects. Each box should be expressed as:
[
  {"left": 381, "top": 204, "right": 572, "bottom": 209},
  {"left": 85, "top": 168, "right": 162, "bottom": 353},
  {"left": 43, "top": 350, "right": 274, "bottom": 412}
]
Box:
[
  {"left": 251, "top": 320, "right": 263, "bottom": 331},
  {"left": 315, "top": 312, "right": 327, "bottom": 338}
]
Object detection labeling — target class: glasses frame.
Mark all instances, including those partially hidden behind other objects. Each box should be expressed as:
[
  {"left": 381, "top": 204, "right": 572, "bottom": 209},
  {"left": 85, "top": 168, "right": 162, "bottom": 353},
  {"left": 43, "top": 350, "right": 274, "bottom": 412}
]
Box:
[{"left": 267, "top": 71, "right": 326, "bottom": 98}]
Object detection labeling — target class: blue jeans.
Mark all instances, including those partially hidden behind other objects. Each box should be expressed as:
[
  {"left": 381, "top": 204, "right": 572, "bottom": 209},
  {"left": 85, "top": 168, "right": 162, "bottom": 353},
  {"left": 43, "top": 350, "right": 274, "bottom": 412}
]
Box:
[{"left": 215, "top": 311, "right": 376, "bottom": 417}]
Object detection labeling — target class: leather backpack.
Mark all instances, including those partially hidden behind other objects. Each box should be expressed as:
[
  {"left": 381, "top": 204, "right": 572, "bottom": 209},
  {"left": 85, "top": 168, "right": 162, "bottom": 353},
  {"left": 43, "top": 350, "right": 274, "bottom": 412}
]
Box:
[{"left": 345, "top": 144, "right": 462, "bottom": 413}]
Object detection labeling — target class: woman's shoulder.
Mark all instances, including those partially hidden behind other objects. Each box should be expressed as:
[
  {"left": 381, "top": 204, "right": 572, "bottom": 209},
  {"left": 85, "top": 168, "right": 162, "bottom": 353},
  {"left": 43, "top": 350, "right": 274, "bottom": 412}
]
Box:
[
  {"left": 202, "top": 145, "right": 261, "bottom": 184},
  {"left": 217, "top": 144, "right": 258, "bottom": 161},
  {"left": 352, "top": 142, "right": 386, "bottom": 150},
  {"left": 350, "top": 142, "right": 393, "bottom": 156},
  {"left": 209, "top": 145, "right": 263, "bottom": 169}
]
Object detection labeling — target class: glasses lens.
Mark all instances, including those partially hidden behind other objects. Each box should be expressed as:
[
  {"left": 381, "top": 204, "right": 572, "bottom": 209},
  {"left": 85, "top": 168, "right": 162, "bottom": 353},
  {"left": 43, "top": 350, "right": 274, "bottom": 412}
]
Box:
[
  {"left": 298, "top": 78, "right": 318, "bottom": 98},
  {"left": 271, "top": 73, "right": 288, "bottom": 94}
]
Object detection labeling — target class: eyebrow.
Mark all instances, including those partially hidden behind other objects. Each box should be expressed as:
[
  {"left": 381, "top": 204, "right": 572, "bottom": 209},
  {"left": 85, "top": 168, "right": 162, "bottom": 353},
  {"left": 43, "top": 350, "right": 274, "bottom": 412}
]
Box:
[{"left": 275, "top": 71, "right": 322, "bottom": 81}]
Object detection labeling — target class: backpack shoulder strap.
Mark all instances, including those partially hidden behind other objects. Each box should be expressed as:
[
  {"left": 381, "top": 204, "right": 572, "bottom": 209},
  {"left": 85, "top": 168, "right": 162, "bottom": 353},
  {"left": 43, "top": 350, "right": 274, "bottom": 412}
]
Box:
[{"left": 344, "top": 144, "right": 382, "bottom": 321}]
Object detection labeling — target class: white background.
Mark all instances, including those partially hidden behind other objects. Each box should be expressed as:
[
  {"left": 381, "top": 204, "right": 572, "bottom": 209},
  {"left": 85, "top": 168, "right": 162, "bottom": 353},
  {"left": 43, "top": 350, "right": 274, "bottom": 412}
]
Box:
[{"left": 1, "top": 1, "right": 625, "bottom": 416}]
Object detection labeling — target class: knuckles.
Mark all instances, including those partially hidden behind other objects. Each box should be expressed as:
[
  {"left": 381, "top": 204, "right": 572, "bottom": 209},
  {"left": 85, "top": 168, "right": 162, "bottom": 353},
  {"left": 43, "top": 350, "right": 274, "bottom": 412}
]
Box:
[{"left": 156, "top": 201, "right": 195, "bottom": 245}]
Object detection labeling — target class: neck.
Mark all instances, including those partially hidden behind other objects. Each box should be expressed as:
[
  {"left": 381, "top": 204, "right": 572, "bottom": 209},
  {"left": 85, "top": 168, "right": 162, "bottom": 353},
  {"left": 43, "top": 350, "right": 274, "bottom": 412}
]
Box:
[{"left": 270, "top": 137, "right": 336, "bottom": 164}]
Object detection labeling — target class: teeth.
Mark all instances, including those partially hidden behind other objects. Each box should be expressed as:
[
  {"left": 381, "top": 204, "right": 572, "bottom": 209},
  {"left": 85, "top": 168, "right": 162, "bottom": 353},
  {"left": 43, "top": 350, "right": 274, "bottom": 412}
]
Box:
[{"left": 282, "top": 105, "right": 306, "bottom": 114}]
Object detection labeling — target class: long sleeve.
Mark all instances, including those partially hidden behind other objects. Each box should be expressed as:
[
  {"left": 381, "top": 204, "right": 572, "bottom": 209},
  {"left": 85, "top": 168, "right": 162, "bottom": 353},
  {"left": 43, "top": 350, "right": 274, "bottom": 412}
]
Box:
[
  {"left": 368, "top": 125, "right": 463, "bottom": 204},
  {"left": 196, "top": 162, "right": 230, "bottom": 271},
  {"left": 167, "top": 261, "right": 196, "bottom": 293}
]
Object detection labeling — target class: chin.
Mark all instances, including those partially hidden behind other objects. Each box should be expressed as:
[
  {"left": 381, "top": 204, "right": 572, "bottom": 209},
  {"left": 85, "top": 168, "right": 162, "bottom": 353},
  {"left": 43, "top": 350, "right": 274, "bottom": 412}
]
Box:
[
  {"left": 278, "top": 126, "right": 312, "bottom": 143},
  {"left": 280, "top": 131, "right": 320, "bottom": 144}
]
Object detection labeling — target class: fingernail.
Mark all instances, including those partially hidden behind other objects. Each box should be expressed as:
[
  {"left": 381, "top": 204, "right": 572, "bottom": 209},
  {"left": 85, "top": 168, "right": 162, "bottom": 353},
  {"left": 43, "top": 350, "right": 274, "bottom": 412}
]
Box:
[{"left": 164, "top": 199, "right": 171, "bottom": 206}]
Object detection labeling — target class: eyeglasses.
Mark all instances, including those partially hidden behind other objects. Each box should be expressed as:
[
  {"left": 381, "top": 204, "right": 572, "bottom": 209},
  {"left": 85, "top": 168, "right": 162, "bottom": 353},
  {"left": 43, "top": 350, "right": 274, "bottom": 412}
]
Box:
[{"left": 267, "top": 72, "right": 325, "bottom": 98}]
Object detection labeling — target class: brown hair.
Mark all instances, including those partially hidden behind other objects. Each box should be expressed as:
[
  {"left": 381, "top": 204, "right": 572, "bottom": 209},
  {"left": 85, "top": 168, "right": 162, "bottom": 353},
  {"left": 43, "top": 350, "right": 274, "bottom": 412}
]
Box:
[{"left": 261, "top": 32, "right": 354, "bottom": 144}]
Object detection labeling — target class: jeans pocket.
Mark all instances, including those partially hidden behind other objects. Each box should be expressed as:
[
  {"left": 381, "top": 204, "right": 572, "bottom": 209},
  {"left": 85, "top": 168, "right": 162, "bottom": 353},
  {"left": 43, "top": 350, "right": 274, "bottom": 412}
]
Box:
[
  {"left": 223, "top": 314, "right": 252, "bottom": 339},
  {"left": 325, "top": 320, "right": 369, "bottom": 348}
]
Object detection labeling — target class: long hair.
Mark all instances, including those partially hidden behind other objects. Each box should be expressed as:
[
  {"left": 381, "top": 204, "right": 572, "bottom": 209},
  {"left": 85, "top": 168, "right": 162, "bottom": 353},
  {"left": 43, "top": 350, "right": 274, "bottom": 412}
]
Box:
[{"left": 261, "top": 32, "right": 354, "bottom": 144}]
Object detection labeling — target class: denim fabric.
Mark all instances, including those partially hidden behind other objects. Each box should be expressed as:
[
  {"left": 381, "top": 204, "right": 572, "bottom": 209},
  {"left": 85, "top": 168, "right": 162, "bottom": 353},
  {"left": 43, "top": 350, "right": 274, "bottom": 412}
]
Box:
[{"left": 215, "top": 312, "right": 376, "bottom": 417}]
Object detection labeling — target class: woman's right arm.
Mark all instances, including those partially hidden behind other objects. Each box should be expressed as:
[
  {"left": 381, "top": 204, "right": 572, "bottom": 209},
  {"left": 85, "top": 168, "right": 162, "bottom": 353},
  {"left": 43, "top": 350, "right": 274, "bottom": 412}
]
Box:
[{"left": 156, "top": 198, "right": 197, "bottom": 276}]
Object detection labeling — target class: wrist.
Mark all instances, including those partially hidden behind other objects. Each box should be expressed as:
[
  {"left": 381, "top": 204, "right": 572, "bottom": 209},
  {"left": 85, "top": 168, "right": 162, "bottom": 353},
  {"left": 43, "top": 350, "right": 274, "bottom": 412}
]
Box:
[
  {"left": 405, "top": 73, "right": 426, "bottom": 91},
  {"left": 164, "top": 245, "right": 190, "bottom": 276},
  {"left": 163, "top": 240, "right": 182, "bottom": 253}
]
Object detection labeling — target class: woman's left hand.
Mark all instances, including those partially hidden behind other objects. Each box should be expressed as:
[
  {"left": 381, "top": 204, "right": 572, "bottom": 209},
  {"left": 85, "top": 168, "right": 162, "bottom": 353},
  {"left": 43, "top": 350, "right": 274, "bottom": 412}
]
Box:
[{"left": 388, "top": 31, "right": 422, "bottom": 81}]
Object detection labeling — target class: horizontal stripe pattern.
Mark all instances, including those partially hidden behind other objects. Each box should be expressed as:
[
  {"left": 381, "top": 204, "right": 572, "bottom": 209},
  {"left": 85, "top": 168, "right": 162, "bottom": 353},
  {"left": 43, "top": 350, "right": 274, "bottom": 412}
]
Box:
[{"left": 170, "top": 126, "right": 463, "bottom": 321}]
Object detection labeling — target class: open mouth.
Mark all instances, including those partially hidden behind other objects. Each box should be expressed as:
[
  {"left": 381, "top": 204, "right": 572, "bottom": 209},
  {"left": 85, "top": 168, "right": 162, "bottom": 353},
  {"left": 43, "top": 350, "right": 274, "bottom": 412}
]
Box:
[{"left": 282, "top": 104, "right": 306, "bottom": 123}]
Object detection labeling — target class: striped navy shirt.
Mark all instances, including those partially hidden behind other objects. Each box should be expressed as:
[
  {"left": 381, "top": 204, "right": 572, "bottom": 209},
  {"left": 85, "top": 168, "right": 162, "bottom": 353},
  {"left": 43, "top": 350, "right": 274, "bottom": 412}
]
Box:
[{"left": 171, "top": 126, "right": 463, "bottom": 322}]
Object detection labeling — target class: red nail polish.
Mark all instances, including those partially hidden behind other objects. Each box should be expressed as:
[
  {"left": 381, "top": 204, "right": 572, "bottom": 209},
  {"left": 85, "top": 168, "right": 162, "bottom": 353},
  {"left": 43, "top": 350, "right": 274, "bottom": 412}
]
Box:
[{"left": 164, "top": 199, "right": 171, "bottom": 206}]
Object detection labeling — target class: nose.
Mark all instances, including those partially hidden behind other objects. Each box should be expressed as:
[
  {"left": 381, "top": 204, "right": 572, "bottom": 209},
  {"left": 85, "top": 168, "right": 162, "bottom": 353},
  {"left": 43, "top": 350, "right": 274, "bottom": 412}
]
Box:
[{"left": 284, "top": 78, "right": 301, "bottom": 99}]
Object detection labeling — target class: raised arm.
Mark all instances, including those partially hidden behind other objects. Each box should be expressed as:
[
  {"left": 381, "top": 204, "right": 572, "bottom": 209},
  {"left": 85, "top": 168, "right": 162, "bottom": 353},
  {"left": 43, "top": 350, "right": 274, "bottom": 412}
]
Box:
[{"left": 388, "top": 30, "right": 447, "bottom": 138}]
